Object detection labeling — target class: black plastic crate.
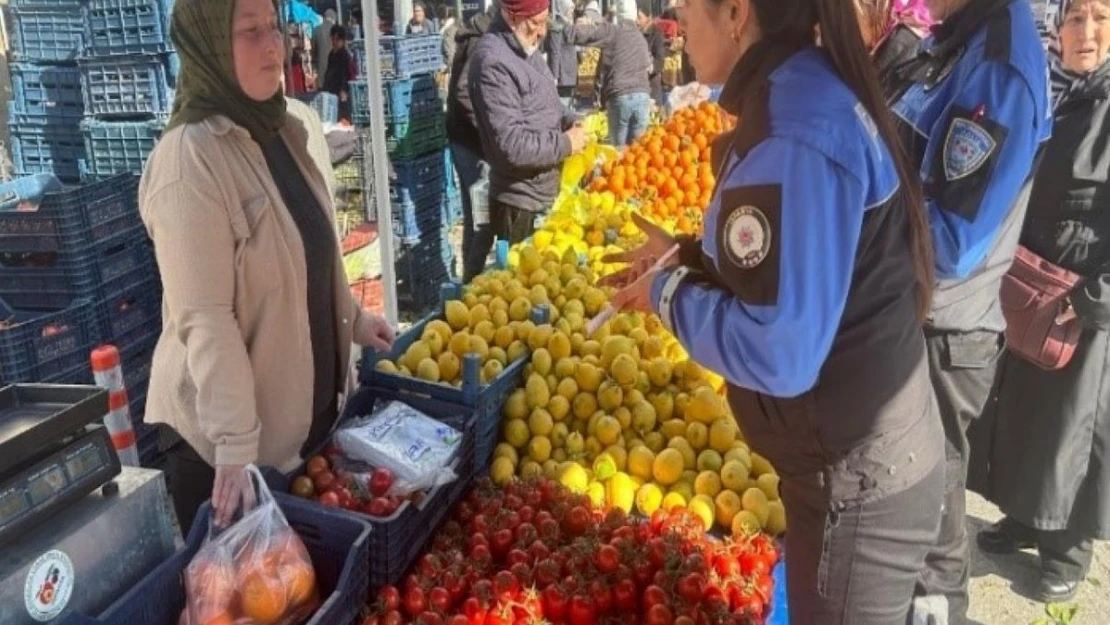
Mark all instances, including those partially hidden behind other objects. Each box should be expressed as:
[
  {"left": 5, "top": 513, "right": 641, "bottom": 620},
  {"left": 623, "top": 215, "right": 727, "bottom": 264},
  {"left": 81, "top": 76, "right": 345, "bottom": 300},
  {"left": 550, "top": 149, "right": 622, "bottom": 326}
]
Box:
[
  {"left": 80, "top": 54, "right": 174, "bottom": 118},
  {"left": 84, "top": 0, "right": 173, "bottom": 57},
  {"left": 10, "top": 63, "right": 85, "bottom": 123},
  {"left": 7, "top": 5, "right": 86, "bottom": 62},
  {"left": 0, "top": 297, "right": 101, "bottom": 384}
]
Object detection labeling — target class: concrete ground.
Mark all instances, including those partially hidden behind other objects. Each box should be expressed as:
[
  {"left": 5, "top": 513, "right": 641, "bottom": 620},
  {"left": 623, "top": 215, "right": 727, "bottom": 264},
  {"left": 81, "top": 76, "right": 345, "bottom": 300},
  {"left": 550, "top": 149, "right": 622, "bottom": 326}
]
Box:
[{"left": 966, "top": 492, "right": 1109, "bottom": 625}]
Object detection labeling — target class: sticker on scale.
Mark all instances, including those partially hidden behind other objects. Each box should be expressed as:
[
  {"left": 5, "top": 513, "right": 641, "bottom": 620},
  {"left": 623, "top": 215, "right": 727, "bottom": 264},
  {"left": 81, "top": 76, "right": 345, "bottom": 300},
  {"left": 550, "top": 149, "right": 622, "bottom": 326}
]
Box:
[{"left": 24, "top": 549, "right": 75, "bottom": 622}]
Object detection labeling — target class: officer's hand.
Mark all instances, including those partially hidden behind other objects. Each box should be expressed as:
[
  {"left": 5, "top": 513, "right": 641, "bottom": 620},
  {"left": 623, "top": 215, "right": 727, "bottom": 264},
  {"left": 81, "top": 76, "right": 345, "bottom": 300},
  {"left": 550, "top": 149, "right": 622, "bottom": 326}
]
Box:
[
  {"left": 611, "top": 268, "right": 659, "bottom": 314},
  {"left": 601, "top": 213, "right": 676, "bottom": 266},
  {"left": 597, "top": 255, "right": 655, "bottom": 289}
]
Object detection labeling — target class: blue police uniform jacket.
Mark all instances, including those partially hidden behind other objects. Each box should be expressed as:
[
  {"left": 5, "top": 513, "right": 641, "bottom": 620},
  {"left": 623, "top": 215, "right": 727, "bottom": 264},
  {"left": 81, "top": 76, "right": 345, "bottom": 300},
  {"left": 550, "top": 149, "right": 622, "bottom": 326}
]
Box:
[
  {"left": 650, "top": 44, "right": 944, "bottom": 506},
  {"left": 890, "top": 0, "right": 1052, "bottom": 332}
]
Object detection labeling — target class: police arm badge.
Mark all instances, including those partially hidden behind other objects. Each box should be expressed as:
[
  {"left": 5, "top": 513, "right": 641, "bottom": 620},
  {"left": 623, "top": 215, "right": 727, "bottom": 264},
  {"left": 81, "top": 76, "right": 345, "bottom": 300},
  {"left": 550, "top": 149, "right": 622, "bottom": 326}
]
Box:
[
  {"left": 930, "top": 106, "right": 1009, "bottom": 221},
  {"left": 714, "top": 185, "right": 782, "bottom": 306}
]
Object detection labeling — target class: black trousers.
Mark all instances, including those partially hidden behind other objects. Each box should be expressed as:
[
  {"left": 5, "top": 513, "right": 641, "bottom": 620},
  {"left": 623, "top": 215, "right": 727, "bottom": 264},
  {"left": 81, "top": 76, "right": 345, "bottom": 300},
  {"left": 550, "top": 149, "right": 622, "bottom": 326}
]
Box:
[
  {"left": 917, "top": 330, "right": 1005, "bottom": 622},
  {"left": 162, "top": 434, "right": 216, "bottom": 538},
  {"left": 783, "top": 461, "right": 944, "bottom": 624},
  {"left": 997, "top": 517, "right": 1095, "bottom": 582},
  {"left": 492, "top": 200, "right": 538, "bottom": 247}
]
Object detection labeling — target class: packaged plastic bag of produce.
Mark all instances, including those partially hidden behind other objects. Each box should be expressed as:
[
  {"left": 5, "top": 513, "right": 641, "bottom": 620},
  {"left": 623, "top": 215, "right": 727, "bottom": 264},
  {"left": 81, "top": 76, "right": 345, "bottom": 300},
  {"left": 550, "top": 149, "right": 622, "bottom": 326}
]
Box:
[
  {"left": 334, "top": 400, "right": 461, "bottom": 495},
  {"left": 667, "top": 82, "right": 714, "bottom": 116},
  {"left": 180, "top": 465, "right": 319, "bottom": 625}
]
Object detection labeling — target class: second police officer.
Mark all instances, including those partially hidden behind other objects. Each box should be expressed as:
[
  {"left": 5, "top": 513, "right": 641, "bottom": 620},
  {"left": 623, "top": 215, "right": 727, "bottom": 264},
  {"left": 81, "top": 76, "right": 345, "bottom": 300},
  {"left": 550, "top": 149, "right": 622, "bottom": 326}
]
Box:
[
  {"left": 604, "top": 0, "right": 947, "bottom": 619},
  {"left": 884, "top": 0, "right": 1052, "bottom": 621}
]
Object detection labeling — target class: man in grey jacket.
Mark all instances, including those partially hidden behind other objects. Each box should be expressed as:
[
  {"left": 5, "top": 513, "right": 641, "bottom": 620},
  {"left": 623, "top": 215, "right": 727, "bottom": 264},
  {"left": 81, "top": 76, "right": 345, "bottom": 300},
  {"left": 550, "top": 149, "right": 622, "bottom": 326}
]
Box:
[{"left": 469, "top": 0, "right": 588, "bottom": 248}]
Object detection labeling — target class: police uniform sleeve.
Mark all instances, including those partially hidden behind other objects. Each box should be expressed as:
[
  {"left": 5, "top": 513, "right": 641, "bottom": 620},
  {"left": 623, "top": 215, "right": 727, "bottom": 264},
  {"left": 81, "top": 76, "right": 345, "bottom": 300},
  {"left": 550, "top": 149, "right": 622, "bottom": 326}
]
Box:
[
  {"left": 649, "top": 138, "right": 865, "bottom": 398},
  {"left": 924, "top": 62, "right": 1043, "bottom": 279}
]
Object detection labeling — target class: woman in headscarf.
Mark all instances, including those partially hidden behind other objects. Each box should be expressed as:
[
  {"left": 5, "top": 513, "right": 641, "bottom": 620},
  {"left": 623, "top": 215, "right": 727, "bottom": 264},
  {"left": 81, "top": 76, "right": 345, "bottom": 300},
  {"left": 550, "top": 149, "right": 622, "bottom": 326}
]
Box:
[
  {"left": 976, "top": 0, "right": 1110, "bottom": 604},
  {"left": 140, "top": 0, "right": 395, "bottom": 534}
]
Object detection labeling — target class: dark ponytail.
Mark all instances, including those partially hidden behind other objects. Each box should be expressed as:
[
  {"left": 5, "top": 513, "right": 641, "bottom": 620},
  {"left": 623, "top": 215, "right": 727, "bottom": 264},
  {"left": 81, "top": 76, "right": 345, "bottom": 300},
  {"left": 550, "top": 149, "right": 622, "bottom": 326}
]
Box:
[
  {"left": 811, "top": 0, "right": 934, "bottom": 321},
  {"left": 738, "top": 0, "right": 935, "bottom": 320}
]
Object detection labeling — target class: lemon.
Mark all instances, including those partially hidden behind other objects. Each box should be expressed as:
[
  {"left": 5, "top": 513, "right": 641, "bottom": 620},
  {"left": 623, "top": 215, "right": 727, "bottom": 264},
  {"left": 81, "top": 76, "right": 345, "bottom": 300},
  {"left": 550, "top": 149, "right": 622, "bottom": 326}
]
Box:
[
  {"left": 528, "top": 436, "right": 552, "bottom": 463},
  {"left": 579, "top": 339, "right": 602, "bottom": 357},
  {"left": 529, "top": 324, "right": 554, "bottom": 352},
  {"left": 504, "top": 418, "right": 530, "bottom": 449},
  {"left": 507, "top": 340, "right": 528, "bottom": 363},
  {"left": 491, "top": 457, "right": 515, "bottom": 486},
  {"left": 751, "top": 452, "right": 775, "bottom": 477},
  {"left": 688, "top": 495, "right": 715, "bottom": 530},
  {"left": 627, "top": 447, "right": 655, "bottom": 481},
  {"left": 565, "top": 432, "right": 586, "bottom": 455},
  {"left": 661, "top": 491, "right": 688, "bottom": 512},
  {"left": 494, "top": 443, "right": 519, "bottom": 466},
  {"left": 585, "top": 436, "right": 603, "bottom": 459},
  {"left": 742, "top": 487, "right": 771, "bottom": 526},
  {"left": 548, "top": 395, "right": 571, "bottom": 421},
  {"left": 646, "top": 358, "right": 673, "bottom": 387},
  {"left": 586, "top": 482, "right": 606, "bottom": 507},
  {"left": 559, "top": 463, "right": 589, "bottom": 493},
  {"left": 595, "top": 416, "right": 621, "bottom": 446},
  {"left": 597, "top": 381, "right": 624, "bottom": 411},
  {"left": 604, "top": 445, "right": 627, "bottom": 472},
  {"left": 481, "top": 359, "right": 503, "bottom": 383},
  {"left": 668, "top": 438, "right": 697, "bottom": 470},
  {"left": 491, "top": 308, "right": 510, "bottom": 328},
  {"left": 550, "top": 422, "right": 569, "bottom": 447},
  {"left": 643, "top": 431, "right": 665, "bottom": 453},
  {"left": 635, "top": 483, "right": 664, "bottom": 516},
  {"left": 529, "top": 408, "right": 554, "bottom": 436},
  {"left": 600, "top": 336, "right": 635, "bottom": 370},
  {"left": 526, "top": 374, "right": 551, "bottom": 409},
  {"left": 661, "top": 419, "right": 687, "bottom": 440},
  {"left": 685, "top": 386, "right": 721, "bottom": 424},
  {"left": 732, "top": 510, "right": 762, "bottom": 537},
  {"left": 445, "top": 300, "right": 470, "bottom": 330},
  {"left": 422, "top": 332, "right": 445, "bottom": 358},
  {"left": 403, "top": 342, "right": 431, "bottom": 372},
  {"left": 720, "top": 460, "right": 749, "bottom": 492},
  {"left": 757, "top": 473, "right": 781, "bottom": 502},
  {"left": 516, "top": 320, "right": 536, "bottom": 344},
  {"left": 531, "top": 348, "right": 553, "bottom": 376},
  {"left": 765, "top": 500, "right": 787, "bottom": 536},
  {"left": 708, "top": 419, "right": 738, "bottom": 453},
  {"left": 606, "top": 472, "right": 636, "bottom": 513},
  {"left": 642, "top": 335, "right": 665, "bottom": 359},
  {"left": 652, "top": 448, "right": 684, "bottom": 486},
  {"left": 554, "top": 358, "right": 577, "bottom": 379},
  {"left": 425, "top": 319, "right": 453, "bottom": 344},
  {"left": 504, "top": 389, "right": 528, "bottom": 420},
  {"left": 723, "top": 447, "right": 752, "bottom": 473},
  {"left": 628, "top": 402, "right": 655, "bottom": 434},
  {"left": 494, "top": 326, "right": 516, "bottom": 350},
  {"left": 573, "top": 392, "right": 598, "bottom": 420},
  {"left": 670, "top": 481, "right": 695, "bottom": 503},
  {"left": 697, "top": 450, "right": 723, "bottom": 473},
  {"left": 610, "top": 353, "right": 639, "bottom": 387},
  {"left": 575, "top": 362, "right": 603, "bottom": 392},
  {"left": 695, "top": 471, "right": 723, "bottom": 498},
  {"left": 685, "top": 422, "right": 709, "bottom": 450},
  {"left": 470, "top": 305, "right": 491, "bottom": 331},
  {"left": 519, "top": 460, "right": 544, "bottom": 480},
  {"left": 614, "top": 406, "right": 632, "bottom": 430},
  {"left": 376, "top": 359, "right": 398, "bottom": 373},
  {"left": 548, "top": 332, "right": 572, "bottom": 360},
  {"left": 468, "top": 335, "right": 490, "bottom": 361},
  {"left": 552, "top": 448, "right": 567, "bottom": 463},
  {"left": 715, "top": 490, "right": 743, "bottom": 528}
]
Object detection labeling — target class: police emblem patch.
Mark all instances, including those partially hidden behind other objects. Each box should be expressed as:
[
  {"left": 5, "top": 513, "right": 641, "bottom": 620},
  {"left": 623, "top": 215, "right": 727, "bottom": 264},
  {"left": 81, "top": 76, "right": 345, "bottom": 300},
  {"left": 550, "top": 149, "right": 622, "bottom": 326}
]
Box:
[
  {"left": 724, "top": 206, "right": 771, "bottom": 269},
  {"left": 943, "top": 118, "right": 996, "bottom": 181}
]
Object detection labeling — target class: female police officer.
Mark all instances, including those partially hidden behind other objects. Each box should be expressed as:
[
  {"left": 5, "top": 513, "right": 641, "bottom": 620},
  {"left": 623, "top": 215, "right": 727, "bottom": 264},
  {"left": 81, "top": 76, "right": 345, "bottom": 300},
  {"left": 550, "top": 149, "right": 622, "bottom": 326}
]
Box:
[
  {"left": 883, "top": 0, "right": 1052, "bottom": 621},
  {"left": 602, "top": 0, "right": 945, "bottom": 620}
]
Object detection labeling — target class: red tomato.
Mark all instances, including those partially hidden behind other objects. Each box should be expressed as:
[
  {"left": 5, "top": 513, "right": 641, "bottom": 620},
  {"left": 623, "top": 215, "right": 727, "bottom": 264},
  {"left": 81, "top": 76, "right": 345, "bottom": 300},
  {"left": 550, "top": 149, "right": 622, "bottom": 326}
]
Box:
[
  {"left": 612, "top": 579, "right": 637, "bottom": 612},
  {"left": 589, "top": 579, "right": 612, "bottom": 614},
  {"left": 380, "top": 611, "right": 403, "bottom": 625},
  {"left": 756, "top": 573, "right": 774, "bottom": 601},
  {"left": 515, "top": 522, "right": 538, "bottom": 545},
  {"left": 448, "top": 616, "right": 470, "bottom": 625},
  {"left": 313, "top": 470, "right": 336, "bottom": 493},
  {"left": 529, "top": 539, "right": 551, "bottom": 563},
  {"left": 642, "top": 585, "right": 667, "bottom": 611},
  {"left": 595, "top": 545, "right": 620, "bottom": 574},
  {"left": 542, "top": 585, "right": 568, "bottom": 620},
  {"left": 569, "top": 595, "right": 597, "bottom": 625},
  {"left": 490, "top": 529, "right": 514, "bottom": 558},
  {"left": 632, "top": 558, "right": 656, "bottom": 589},
  {"left": 647, "top": 538, "right": 670, "bottom": 569},
  {"left": 673, "top": 617, "right": 695, "bottom": 625},
  {"left": 416, "top": 612, "right": 443, "bottom": 625},
  {"left": 469, "top": 543, "right": 492, "bottom": 571},
  {"left": 518, "top": 505, "right": 536, "bottom": 524},
  {"left": 510, "top": 562, "right": 532, "bottom": 587},
  {"left": 676, "top": 573, "right": 706, "bottom": 603},
  {"left": 506, "top": 549, "right": 529, "bottom": 566},
  {"left": 646, "top": 604, "right": 673, "bottom": 625},
  {"left": 538, "top": 518, "right": 561, "bottom": 543},
  {"left": 427, "top": 587, "right": 451, "bottom": 613},
  {"left": 534, "top": 559, "right": 561, "bottom": 588},
  {"left": 370, "top": 467, "right": 395, "bottom": 497},
  {"left": 305, "top": 455, "right": 329, "bottom": 477},
  {"left": 378, "top": 586, "right": 401, "bottom": 613},
  {"left": 564, "top": 506, "right": 591, "bottom": 536},
  {"left": 404, "top": 587, "right": 426, "bottom": 617},
  {"left": 317, "top": 491, "right": 340, "bottom": 508},
  {"left": 367, "top": 497, "right": 391, "bottom": 517}
]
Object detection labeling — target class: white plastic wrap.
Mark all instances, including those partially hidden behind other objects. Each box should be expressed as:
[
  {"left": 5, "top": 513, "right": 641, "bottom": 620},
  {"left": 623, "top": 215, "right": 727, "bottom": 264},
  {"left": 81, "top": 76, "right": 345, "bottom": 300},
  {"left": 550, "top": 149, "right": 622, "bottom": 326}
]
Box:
[{"left": 334, "top": 401, "right": 461, "bottom": 494}]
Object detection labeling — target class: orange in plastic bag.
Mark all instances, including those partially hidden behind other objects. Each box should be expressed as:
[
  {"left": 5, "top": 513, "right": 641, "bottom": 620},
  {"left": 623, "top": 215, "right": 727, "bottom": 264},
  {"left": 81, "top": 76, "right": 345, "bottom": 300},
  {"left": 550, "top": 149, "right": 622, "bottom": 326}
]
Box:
[{"left": 180, "top": 466, "right": 319, "bottom": 625}]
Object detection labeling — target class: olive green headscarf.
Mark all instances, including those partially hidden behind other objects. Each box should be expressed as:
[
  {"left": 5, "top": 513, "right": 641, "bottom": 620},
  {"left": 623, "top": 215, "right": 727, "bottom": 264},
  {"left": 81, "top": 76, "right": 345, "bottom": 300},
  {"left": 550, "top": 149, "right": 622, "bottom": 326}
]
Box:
[{"left": 167, "top": 0, "right": 287, "bottom": 141}]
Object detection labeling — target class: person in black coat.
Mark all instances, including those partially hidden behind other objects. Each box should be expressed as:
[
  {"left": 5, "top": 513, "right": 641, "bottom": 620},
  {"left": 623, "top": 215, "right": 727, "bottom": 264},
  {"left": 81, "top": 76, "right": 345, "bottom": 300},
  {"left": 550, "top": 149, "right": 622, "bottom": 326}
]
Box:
[
  {"left": 637, "top": 1, "right": 668, "bottom": 106},
  {"left": 976, "top": 0, "right": 1110, "bottom": 604}
]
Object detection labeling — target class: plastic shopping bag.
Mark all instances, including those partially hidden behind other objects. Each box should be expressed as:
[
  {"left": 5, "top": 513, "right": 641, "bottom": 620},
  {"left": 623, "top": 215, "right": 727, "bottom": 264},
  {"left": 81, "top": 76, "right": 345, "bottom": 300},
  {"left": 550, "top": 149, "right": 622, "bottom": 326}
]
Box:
[{"left": 180, "top": 466, "right": 319, "bottom": 625}]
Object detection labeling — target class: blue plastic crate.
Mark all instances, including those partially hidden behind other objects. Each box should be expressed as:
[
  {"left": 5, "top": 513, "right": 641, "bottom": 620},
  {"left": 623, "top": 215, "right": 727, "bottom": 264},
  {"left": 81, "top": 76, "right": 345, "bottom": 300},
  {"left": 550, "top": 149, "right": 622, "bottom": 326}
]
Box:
[
  {"left": 379, "top": 35, "right": 445, "bottom": 79},
  {"left": 81, "top": 54, "right": 174, "bottom": 118},
  {"left": 10, "top": 0, "right": 86, "bottom": 6},
  {"left": 360, "top": 293, "right": 534, "bottom": 470},
  {"left": 0, "top": 297, "right": 101, "bottom": 383},
  {"left": 386, "top": 111, "right": 446, "bottom": 159},
  {"left": 350, "top": 74, "right": 441, "bottom": 125},
  {"left": 392, "top": 188, "right": 445, "bottom": 244},
  {"left": 396, "top": 229, "right": 455, "bottom": 311},
  {"left": 96, "top": 273, "right": 161, "bottom": 343},
  {"left": 266, "top": 385, "right": 475, "bottom": 593},
  {"left": 10, "top": 63, "right": 85, "bottom": 123},
  {"left": 7, "top": 6, "right": 86, "bottom": 62},
  {"left": 9, "top": 121, "right": 87, "bottom": 182},
  {"left": 445, "top": 188, "right": 462, "bottom": 226},
  {"left": 84, "top": 0, "right": 173, "bottom": 57},
  {"left": 91, "top": 492, "right": 371, "bottom": 625},
  {"left": 80, "top": 118, "right": 164, "bottom": 181},
  {"left": 391, "top": 150, "right": 446, "bottom": 206},
  {"left": 294, "top": 91, "right": 339, "bottom": 124}
]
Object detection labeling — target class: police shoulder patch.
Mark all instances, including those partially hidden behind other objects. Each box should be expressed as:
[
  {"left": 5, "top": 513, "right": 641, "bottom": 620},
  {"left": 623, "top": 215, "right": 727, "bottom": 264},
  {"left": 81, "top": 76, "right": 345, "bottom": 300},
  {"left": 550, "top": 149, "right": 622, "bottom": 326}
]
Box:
[
  {"left": 943, "top": 117, "right": 997, "bottom": 181},
  {"left": 723, "top": 205, "right": 772, "bottom": 269}
]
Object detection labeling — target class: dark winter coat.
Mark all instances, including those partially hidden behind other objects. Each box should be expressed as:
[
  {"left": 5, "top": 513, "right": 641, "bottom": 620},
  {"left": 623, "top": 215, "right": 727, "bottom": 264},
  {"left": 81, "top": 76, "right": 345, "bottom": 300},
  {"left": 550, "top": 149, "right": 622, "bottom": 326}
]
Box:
[
  {"left": 446, "top": 10, "right": 494, "bottom": 155},
  {"left": 545, "top": 15, "right": 580, "bottom": 89},
  {"left": 981, "top": 59, "right": 1110, "bottom": 539},
  {"left": 643, "top": 23, "right": 668, "bottom": 102},
  {"left": 592, "top": 20, "right": 652, "bottom": 106},
  {"left": 468, "top": 17, "right": 575, "bottom": 213}
]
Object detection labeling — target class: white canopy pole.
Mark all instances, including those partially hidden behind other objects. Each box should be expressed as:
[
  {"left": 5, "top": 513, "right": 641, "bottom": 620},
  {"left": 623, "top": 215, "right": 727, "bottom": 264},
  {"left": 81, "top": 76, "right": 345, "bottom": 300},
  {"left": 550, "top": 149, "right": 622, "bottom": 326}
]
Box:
[{"left": 361, "top": 0, "right": 399, "bottom": 325}]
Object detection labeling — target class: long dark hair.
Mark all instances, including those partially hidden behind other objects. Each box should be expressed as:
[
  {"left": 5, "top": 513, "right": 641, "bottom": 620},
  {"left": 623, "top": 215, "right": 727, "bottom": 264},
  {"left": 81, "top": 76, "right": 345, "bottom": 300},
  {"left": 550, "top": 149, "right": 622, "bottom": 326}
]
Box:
[{"left": 726, "top": 0, "right": 936, "bottom": 320}]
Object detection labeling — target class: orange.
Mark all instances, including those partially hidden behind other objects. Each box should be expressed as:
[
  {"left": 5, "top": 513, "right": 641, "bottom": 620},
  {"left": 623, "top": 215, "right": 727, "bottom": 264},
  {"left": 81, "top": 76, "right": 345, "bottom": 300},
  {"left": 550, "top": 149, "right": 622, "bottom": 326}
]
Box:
[
  {"left": 186, "top": 560, "right": 236, "bottom": 611},
  {"left": 239, "top": 571, "right": 288, "bottom": 624},
  {"left": 279, "top": 562, "right": 317, "bottom": 606},
  {"left": 197, "top": 611, "right": 235, "bottom": 625}
]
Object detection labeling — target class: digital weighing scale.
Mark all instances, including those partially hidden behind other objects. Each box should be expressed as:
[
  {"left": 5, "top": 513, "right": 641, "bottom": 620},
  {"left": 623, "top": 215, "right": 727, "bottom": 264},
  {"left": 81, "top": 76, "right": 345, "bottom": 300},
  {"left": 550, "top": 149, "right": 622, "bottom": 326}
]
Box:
[{"left": 0, "top": 384, "right": 179, "bottom": 624}]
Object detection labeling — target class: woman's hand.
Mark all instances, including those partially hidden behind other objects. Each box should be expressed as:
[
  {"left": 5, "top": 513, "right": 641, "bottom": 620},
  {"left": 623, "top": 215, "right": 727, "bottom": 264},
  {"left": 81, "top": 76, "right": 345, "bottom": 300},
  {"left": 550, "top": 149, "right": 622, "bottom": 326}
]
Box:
[
  {"left": 365, "top": 315, "right": 396, "bottom": 351},
  {"left": 601, "top": 213, "right": 677, "bottom": 268},
  {"left": 212, "top": 464, "right": 253, "bottom": 527},
  {"left": 610, "top": 268, "right": 661, "bottom": 314}
]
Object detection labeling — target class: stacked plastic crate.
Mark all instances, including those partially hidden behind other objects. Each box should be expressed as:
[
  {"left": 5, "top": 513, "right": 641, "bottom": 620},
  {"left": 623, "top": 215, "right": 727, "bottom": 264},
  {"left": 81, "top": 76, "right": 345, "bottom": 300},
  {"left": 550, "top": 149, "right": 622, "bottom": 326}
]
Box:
[
  {"left": 78, "top": 0, "right": 175, "bottom": 181},
  {"left": 5, "top": 0, "right": 90, "bottom": 181},
  {"left": 348, "top": 35, "right": 460, "bottom": 314}
]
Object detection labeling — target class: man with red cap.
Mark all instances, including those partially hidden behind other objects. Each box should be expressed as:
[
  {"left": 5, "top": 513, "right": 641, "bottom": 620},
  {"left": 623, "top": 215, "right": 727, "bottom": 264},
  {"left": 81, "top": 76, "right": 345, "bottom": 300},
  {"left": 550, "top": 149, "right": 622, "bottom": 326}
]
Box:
[{"left": 467, "top": 0, "right": 589, "bottom": 250}]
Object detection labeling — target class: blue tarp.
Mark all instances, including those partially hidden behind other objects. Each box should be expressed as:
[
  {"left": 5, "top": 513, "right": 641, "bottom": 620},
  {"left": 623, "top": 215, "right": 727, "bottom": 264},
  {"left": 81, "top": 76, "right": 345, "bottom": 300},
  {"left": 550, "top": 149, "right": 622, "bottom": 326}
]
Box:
[{"left": 283, "top": 0, "right": 323, "bottom": 27}]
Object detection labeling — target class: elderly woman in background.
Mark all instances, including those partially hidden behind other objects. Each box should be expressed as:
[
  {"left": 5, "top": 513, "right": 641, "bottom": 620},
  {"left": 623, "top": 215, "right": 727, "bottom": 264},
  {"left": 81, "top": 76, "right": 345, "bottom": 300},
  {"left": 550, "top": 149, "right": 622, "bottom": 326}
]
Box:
[
  {"left": 141, "top": 0, "right": 394, "bottom": 534},
  {"left": 977, "top": 0, "right": 1110, "bottom": 604}
]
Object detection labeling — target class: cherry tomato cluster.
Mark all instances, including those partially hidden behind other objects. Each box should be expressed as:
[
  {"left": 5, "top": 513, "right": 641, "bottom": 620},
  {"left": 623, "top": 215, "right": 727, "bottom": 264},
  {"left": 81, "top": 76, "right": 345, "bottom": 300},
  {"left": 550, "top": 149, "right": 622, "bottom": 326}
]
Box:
[
  {"left": 291, "top": 452, "right": 419, "bottom": 518},
  {"left": 362, "top": 477, "right": 779, "bottom": 625}
]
